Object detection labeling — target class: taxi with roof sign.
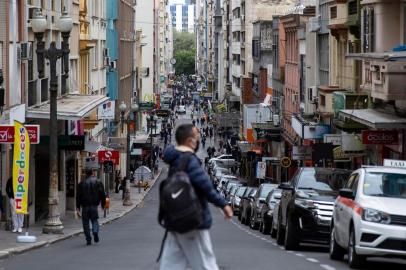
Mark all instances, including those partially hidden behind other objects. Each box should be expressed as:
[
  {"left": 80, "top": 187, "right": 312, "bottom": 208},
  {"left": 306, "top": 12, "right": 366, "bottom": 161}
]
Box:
[{"left": 330, "top": 160, "right": 406, "bottom": 268}]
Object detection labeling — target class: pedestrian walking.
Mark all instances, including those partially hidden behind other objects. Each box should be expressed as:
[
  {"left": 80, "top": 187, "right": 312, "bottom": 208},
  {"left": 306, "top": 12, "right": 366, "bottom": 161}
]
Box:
[
  {"left": 6, "top": 177, "right": 24, "bottom": 233},
  {"left": 76, "top": 169, "right": 106, "bottom": 245},
  {"left": 158, "top": 124, "right": 233, "bottom": 270},
  {"left": 196, "top": 118, "right": 200, "bottom": 126},
  {"left": 192, "top": 119, "right": 196, "bottom": 126},
  {"left": 202, "top": 135, "right": 206, "bottom": 149},
  {"left": 0, "top": 192, "right": 4, "bottom": 222},
  {"left": 201, "top": 117, "right": 205, "bottom": 126}
]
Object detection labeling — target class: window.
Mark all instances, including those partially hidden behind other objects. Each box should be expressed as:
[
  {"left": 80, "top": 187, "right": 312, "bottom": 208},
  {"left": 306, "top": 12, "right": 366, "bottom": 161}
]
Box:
[
  {"left": 319, "top": 34, "right": 330, "bottom": 85},
  {"left": 252, "top": 40, "right": 260, "bottom": 58},
  {"left": 320, "top": 94, "right": 326, "bottom": 106},
  {"left": 308, "top": 87, "right": 313, "bottom": 101},
  {"left": 41, "top": 78, "right": 48, "bottom": 102},
  {"left": 362, "top": 7, "right": 375, "bottom": 53},
  {"left": 330, "top": 6, "right": 337, "bottom": 19},
  {"left": 28, "top": 81, "right": 37, "bottom": 107},
  {"left": 52, "top": 0, "right": 55, "bottom": 11},
  {"left": 348, "top": 0, "right": 358, "bottom": 15}
]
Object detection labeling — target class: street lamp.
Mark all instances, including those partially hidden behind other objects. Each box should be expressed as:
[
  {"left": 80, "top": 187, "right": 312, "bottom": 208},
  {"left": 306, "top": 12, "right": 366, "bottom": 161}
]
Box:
[
  {"left": 148, "top": 114, "right": 157, "bottom": 171},
  {"left": 32, "top": 8, "right": 73, "bottom": 234},
  {"left": 119, "top": 101, "right": 139, "bottom": 206}
]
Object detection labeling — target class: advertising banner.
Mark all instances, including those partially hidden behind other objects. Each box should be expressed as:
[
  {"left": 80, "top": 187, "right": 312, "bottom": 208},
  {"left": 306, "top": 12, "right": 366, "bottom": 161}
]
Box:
[
  {"left": 256, "top": 162, "right": 266, "bottom": 179},
  {"left": 98, "top": 100, "right": 115, "bottom": 120},
  {"left": 12, "top": 121, "right": 30, "bottom": 214},
  {"left": 362, "top": 130, "right": 398, "bottom": 145}
]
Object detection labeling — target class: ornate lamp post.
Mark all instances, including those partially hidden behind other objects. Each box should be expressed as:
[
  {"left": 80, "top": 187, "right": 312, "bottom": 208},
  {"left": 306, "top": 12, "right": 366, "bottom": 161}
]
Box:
[{"left": 32, "top": 8, "right": 73, "bottom": 234}]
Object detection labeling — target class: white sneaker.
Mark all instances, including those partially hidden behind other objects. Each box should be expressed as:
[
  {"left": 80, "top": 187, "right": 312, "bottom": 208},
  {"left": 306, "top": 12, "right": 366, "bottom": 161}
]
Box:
[
  {"left": 12, "top": 229, "right": 17, "bottom": 233},
  {"left": 17, "top": 228, "right": 23, "bottom": 233}
]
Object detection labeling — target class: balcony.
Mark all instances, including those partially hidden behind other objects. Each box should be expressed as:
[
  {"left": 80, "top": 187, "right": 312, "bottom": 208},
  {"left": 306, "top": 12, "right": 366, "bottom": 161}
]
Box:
[
  {"left": 231, "top": 18, "right": 241, "bottom": 32},
  {"left": 345, "top": 0, "right": 360, "bottom": 38},
  {"left": 232, "top": 64, "right": 241, "bottom": 77},
  {"left": 232, "top": 42, "right": 241, "bottom": 54},
  {"left": 328, "top": 3, "right": 348, "bottom": 38}
]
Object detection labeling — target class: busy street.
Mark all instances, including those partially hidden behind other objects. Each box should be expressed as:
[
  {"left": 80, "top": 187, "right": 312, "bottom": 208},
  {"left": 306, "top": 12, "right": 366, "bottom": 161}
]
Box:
[{"left": 2, "top": 105, "right": 406, "bottom": 270}]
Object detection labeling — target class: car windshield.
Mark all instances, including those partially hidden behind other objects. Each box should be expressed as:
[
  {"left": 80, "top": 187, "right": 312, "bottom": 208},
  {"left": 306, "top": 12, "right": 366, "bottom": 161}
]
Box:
[
  {"left": 236, "top": 187, "right": 247, "bottom": 197},
  {"left": 271, "top": 190, "right": 282, "bottom": 201},
  {"left": 364, "top": 172, "right": 406, "bottom": 199},
  {"left": 259, "top": 184, "right": 277, "bottom": 199},
  {"left": 297, "top": 168, "right": 350, "bottom": 192},
  {"left": 243, "top": 187, "right": 253, "bottom": 197}
]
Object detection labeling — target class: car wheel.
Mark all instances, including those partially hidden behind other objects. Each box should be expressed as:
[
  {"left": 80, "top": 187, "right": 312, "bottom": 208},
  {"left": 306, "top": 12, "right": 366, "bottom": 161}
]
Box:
[
  {"left": 263, "top": 219, "right": 271, "bottom": 235},
  {"left": 244, "top": 211, "right": 250, "bottom": 225},
  {"left": 284, "top": 216, "right": 299, "bottom": 250},
  {"left": 270, "top": 223, "right": 277, "bottom": 238},
  {"left": 250, "top": 215, "right": 258, "bottom": 230},
  {"left": 276, "top": 216, "right": 285, "bottom": 245},
  {"left": 348, "top": 226, "right": 366, "bottom": 269},
  {"left": 259, "top": 221, "right": 264, "bottom": 233},
  {"left": 329, "top": 226, "right": 345, "bottom": 261}
]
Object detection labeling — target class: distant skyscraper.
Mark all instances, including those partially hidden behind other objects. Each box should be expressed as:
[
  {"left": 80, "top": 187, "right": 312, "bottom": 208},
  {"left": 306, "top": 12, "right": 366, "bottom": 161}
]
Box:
[{"left": 170, "top": 3, "right": 195, "bottom": 33}]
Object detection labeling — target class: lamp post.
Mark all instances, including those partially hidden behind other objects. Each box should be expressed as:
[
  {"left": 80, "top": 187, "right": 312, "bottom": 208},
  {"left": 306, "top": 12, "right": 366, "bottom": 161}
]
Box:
[
  {"left": 32, "top": 8, "right": 73, "bottom": 234},
  {"left": 148, "top": 114, "right": 157, "bottom": 171},
  {"left": 119, "top": 101, "right": 139, "bottom": 206}
]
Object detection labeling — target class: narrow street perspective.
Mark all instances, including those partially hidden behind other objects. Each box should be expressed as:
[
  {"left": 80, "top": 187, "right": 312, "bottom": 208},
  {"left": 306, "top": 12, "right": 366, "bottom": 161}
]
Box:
[{"left": 1, "top": 0, "right": 406, "bottom": 270}]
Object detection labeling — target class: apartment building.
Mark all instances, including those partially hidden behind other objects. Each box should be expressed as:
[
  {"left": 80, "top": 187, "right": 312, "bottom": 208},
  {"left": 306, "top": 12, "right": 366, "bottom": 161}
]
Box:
[{"left": 170, "top": 2, "right": 195, "bottom": 33}]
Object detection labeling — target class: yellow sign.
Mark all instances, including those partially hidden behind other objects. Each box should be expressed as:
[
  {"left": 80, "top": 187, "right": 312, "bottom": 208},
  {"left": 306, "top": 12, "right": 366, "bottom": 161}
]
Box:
[
  {"left": 12, "top": 121, "right": 30, "bottom": 214},
  {"left": 143, "top": 93, "right": 156, "bottom": 103},
  {"left": 280, "top": 157, "right": 291, "bottom": 168}
]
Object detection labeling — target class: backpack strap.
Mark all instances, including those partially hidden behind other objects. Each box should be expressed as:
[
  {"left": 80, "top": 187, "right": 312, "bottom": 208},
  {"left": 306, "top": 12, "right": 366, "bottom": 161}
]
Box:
[{"left": 156, "top": 229, "right": 168, "bottom": 262}]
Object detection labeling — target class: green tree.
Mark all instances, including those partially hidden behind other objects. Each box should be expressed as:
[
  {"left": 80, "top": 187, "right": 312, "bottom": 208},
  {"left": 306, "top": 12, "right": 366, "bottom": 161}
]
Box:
[
  {"left": 174, "top": 50, "right": 195, "bottom": 75},
  {"left": 173, "top": 30, "right": 195, "bottom": 75}
]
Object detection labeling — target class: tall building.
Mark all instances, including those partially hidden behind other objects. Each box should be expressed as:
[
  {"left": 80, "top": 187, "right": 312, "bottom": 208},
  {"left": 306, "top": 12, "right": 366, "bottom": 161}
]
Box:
[{"left": 170, "top": 3, "right": 195, "bottom": 33}]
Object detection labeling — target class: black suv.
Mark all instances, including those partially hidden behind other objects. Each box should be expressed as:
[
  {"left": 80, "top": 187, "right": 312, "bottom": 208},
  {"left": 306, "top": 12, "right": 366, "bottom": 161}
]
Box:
[{"left": 276, "top": 167, "right": 351, "bottom": 250}]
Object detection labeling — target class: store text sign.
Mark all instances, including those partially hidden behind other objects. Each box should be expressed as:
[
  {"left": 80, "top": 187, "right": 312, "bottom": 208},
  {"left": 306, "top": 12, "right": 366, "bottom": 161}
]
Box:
[
  {"left": 362, "top": 130, "right": 398, "bottom": 145},
  {"left": 0, "top": 125, "right": 40, "bottom": 144},
  {"left": 98, "top": 150, "right": 120, "bottom": 165}
]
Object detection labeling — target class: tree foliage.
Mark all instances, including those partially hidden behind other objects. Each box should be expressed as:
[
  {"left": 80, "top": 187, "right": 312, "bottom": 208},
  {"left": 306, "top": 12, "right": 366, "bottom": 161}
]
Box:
[{"left": 173, "top": 30, "right": 195, "bottom": 75}]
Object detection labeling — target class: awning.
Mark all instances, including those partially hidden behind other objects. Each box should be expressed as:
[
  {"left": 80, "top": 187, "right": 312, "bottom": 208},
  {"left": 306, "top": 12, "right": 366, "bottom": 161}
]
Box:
[
  {"left": 27, "top": 94, "right": 109, "bottom": 120},
  {"left": 339, "top": 109, "right": 406, "bottom": 129}
]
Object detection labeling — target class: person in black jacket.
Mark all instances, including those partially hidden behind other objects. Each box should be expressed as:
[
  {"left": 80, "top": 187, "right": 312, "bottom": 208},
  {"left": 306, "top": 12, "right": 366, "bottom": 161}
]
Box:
[
  {"left": 160, "top": 124, "right": 233, "bottom": 270},
  {"left": 76, "top": 169, "right": 106, "bottom": 245}
]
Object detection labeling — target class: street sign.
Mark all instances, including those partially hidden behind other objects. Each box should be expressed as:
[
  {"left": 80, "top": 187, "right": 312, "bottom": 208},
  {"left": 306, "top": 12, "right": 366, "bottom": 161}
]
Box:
[
  {"left": 292, "top": 146, "right": 312, "bottom": 160},
  {"left": 139, "top": 102, "right": 155, "bottom": 111},
  {"left": 98, "top": 150, "right": 120, "bottom": 165},
  {"left": 103, "top": 161, "right": 114, "bottom": 173},
  {"left": 0, "top": 125, "right": 40, "bottom": 144},
  {"left": 280, "top": 157, "right": 291, "bottom": 168},
  {"left": 323, "top": 134, "right": 342, "bottom": 146}
]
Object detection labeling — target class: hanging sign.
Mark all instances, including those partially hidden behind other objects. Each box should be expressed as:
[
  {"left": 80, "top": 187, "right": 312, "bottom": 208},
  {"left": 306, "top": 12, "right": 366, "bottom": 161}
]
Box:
[
  {"left": 280, "top": 157, "right": 291, "bottom": 168},
  {"left": 98, "top": 100, "right": 115, "bottom": 120},
  {"left": 12, "top": 121, "right": 30, "bottom": 214},
  {"left": 362, "top": 130, "right": 398, "bottom": 145},
  {"left": 98, "top": 150, "right": 120, "bottom": 165}
]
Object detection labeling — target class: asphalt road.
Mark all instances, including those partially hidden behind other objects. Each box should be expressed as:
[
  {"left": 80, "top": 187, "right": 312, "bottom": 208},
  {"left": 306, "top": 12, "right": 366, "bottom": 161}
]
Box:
[{"left": 2, "top": 107, "right": 406, "bottom": 270}]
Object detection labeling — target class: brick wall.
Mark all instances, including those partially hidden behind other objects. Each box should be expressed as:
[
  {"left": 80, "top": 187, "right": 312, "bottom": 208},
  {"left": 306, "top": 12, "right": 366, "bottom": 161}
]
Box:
[
  {"left": 242, "top": 77, "right": 253, "bottom": 104},
  {"left": 259, "top": 68, "right": 268, "bottom": 100}
]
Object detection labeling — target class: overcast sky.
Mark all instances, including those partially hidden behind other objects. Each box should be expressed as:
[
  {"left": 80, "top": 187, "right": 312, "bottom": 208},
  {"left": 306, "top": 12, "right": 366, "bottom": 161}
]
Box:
[{"left": 169, "top": 0, "right": 184, "bottom": 4}]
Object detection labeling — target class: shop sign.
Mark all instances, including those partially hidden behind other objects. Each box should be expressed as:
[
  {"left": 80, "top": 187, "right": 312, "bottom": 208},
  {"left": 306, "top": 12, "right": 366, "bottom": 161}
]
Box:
[
  {"left": 280, "top": 157, "right": 291, "bottom": 168},
  {"left": 256, "top": 162, "right": 266, "bottom": 179},
  {"left": 323, "top": 134, "right": 342, "bottom": 146},
  {"left": 383, "top": 159, "right": 406, "bottom": 168},
  {"left": 362, "top": 130, "right": 398, "bottom": 145},
  {"left": 98, "top": 100, "right": 115, "bottom": 120},
  {"left": 41, "top": 135, "right": 85, "bottom": 150},
  {"left": 0, "top": 125, "right": 40, "bottom": 144},
  {"left": 292, "top": 146, "right": 312, "bottom": 160},
  {"left": 155, "top": 109, "right": 170, "bottom": 118},
  {"left": 139, "top": 102, "right": 156, "bottom": 111},
  {"left": 254, "top": 128, "right": 281, "bottom": 141},
  {"left": 83, "top": 156, "right": 99, "bottom": 170},
  {"left": 341, "top": 134, "right": 365, "bottom": 152},
  {"left": 291, "top": 116, "right": 331, "bottom": 139},
  {"left": 98, "top": 150, "right": 120, "bottom": 165},
  {"left": 131, "top": 148, "right": 143, "bottom": 156}
]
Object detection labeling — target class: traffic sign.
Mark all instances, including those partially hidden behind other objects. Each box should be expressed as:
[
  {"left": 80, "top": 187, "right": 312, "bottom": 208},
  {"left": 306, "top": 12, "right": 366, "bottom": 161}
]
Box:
[
  {"left": 0, "top": 125, "right": 40, "bottom": 144},
  {"left": 280, "top": 157, "right": 291, "bottom": 168}
]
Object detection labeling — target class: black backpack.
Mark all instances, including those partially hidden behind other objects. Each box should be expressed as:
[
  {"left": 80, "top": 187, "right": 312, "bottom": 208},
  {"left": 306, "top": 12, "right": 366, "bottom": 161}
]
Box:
[
  {"left": 158, "top": 153, "right": 202, "bottom": 233},
  {"left": 157, "top": 153, "right": 203, "bottom": 261}
]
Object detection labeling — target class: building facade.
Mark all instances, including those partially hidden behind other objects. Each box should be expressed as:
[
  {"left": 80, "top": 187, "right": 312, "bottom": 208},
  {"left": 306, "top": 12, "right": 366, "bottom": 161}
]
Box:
[{"left": 170, "top": 2, "right": 195, "bottom": 33}]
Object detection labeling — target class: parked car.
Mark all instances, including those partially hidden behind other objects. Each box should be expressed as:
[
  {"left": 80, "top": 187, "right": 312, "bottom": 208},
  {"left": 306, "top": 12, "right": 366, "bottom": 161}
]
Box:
[
  {"left": 212, "top": 167, "right": 230, "bottom": 185},
  {"left": 226, "top": 185, "right": 239, "bottom": 204},
  {"left": 177, "top": 105, "right": 186, "bottom": 114},
  {"left": 240, "top": 187, "right": 258, "bottom": 225},
  {"left": 277, "top": 167, "right": 351, "bottom": 250},
  {"left": 217, "top": 175, "right": 238, "bottom": 193},
  {"left": 232, "top": 186, "right": 247, "bottom": 214},
  {"left": 225, "top": 181, "right": 241, "bottom": 200},
  {"left": 330, "top": 166, "right": 406, "bottom": 268},
  {"left": 271, "top": 199, "right": 281, "bottom": 238},
  {"left": 259, "top": 189, "right": 282, "bottom": 235},
  {"left": 209, "top": 154, "right": 238, "bottom": 169},
  {"left": 249, "top": 184, "right": 279, "bottom": 230}
]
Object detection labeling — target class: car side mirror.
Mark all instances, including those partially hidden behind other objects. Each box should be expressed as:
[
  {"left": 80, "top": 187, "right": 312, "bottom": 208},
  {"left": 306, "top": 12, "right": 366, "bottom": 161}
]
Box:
[
  {"left": 339, "top": 188, "right": 355, "bottom": 199},
  {"left": 278, "top": 183, "right": 294, "bottom": 191}
]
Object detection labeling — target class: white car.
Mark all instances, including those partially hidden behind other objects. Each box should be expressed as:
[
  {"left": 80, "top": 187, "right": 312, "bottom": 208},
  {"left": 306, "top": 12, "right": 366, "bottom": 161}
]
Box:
[
  {"left": 209, "top": 154, "right": 237, "bottom": 168},
  {"left": 177, "top": 105, "right": 186, "bottom": 114},
  {"left": 330, "top": 165, "right": 406, "bottom": 268}
]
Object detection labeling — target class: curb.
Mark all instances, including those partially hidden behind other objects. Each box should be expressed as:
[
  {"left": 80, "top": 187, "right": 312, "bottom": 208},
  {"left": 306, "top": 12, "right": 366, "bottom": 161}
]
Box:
[{"left": 0, "top": 169, "right": 163, "bottom": 260}]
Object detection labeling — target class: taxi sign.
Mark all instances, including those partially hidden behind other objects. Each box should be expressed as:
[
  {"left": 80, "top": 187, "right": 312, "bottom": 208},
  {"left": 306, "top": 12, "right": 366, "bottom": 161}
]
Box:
[
  {"left": 383, "top": 159, "right": 406, "bottom": 168},
  {"left": 280, "top": 157, "right": 291, "bottom": 168}
]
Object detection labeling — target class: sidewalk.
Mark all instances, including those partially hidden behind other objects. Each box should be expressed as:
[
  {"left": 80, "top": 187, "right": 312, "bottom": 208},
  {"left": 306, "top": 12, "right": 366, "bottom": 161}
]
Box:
[{"left": 0, "top": 169, "right": 162, "bottom": 260}]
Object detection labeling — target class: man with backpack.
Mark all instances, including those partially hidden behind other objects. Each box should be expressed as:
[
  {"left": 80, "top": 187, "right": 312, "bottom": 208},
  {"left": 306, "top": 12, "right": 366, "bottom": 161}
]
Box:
[
  {"left": 76, "top": 169, "right": 106, "bottom": 246},
  {"left": 158, "top": 124, "right": 233, "bottom": 270}
]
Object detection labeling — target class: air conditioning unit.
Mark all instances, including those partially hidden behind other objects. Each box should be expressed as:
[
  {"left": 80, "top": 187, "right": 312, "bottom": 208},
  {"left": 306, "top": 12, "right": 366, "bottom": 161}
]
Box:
[
  {"left": 104, "top": 57, "right": 110, "bottom": 67},
  {"left": 273, "top": 114, "right": 280, "bottom": 126},
  {"left": 110, "top": 60, "right": 117, "bottom": 69},
  {"left": 140, "top": 67, "right": 150, "bottom": 78},
  {"left": 20, "top": 42, "right": 33, "bottom": 60}
]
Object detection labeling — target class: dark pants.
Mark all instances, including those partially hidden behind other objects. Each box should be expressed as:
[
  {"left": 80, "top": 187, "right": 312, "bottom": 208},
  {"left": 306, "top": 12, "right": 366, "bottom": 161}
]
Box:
[{"left": 81, "top": 206, "right": 99, "bottom": 242}]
